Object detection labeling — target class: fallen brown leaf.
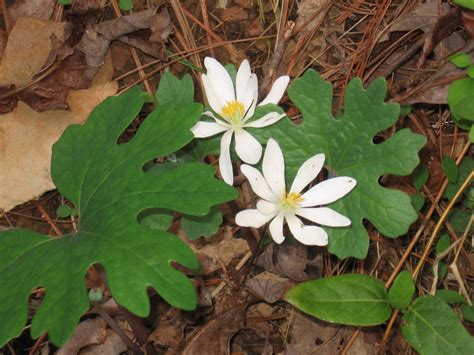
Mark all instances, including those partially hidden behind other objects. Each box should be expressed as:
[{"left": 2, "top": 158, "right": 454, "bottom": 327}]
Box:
[
  {"left": 183, "top": 303, "right": 248, "bottom": 355},
  {"left": 0, "top": 59, "right": 117, "bottom": 211},
  {"left": 382, "top": 0, "right": 450, "bottom": 40},
  {"left": 255, "top": 243, "right": 322, "bottom": 282},
  {"left": 77, "top": 8, "right": 171, "bottom": 81},
  {"left": 283, "top": 311, "right": 378, "bottom": 355},
  {"left": 70, "top": 0, "right": 107, "bottom": 15},
  {"left": 149, "top": 311, "right": 184, "bottom": 353},
  {"left": 219, "top": 6, "right": 248, "bottom": 22},
  {"left": 79, "top": 329, "right": 129, "bottom": 355},
  {"left": 57, "top": 318, "right": 107, "bottom": 355},
  {"left": 180, "top": 227, "right": 250, "bottom": 275},
  {"left": 246, "top": 271, "right": 294, "bottom": 304},
  {"left": 0, "top": 17, "right": 71, "bottom": 87},
  {"left": 8, "top": 0, "right": 56, "bottom": 24}
]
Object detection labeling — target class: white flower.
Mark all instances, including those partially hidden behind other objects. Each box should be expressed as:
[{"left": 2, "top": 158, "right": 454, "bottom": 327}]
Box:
[
  {"left": 191, "top": 57, "right": 290, "bottom": 185},
  {"left": 235, "top": 139, "right": 357, "bottom": 246}
]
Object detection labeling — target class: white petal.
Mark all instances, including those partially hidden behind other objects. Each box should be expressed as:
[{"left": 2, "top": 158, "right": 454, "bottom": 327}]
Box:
[
  {"left": 241, "top": 164, "right": 275, "bottom": 202},
  {"left": 219, "top": 130, "right": 234, "bottom": 185},
  {"left": 296, "top": 207, "right": 351, "bottom": 227},
  {"left": 234, "top": 129, "right": 262, "bottom": 164},
  {"left": 301, "top": 177, "right": 357, "bottom": 207},
  {"left": 244, "top": 112, "right": 286, "bottom": 128},
  {"left": 241, "top": 75, "right": 258, "bottom": 119},
  {"left": 191, "top": 121, "right": 228, "bottom": 138},
  {"left": 263, "top": 138, "right": 286, "bottom": 197},
  {"left": 269, "top": 212, "right": 285, "bottom": 244},
  {"left": 202, "top": 111, "right": 230, "bottom": 126},
  {"left": 290, "top": 154, "right": 325, "bottom": 194},
  {"left": 235, "top": 209, "right": 274, "bottom": 228},
  {"left": 236, "top": 59, "right": 251, "bottom": 103},
  {"left": 257, "top": 200, "right": 277, "bottom": 215},
  {"left": 202, "top": 74, "right": 223, "bottom": 113},
  {"left": 258, "top": 75, "right": 290, "bottom": 106},
  {"left": 204, "top": 57, "right": 235, "bottom": 105},
  {"left": 286, "top": 214, "right": 328, "bottom": 246}
]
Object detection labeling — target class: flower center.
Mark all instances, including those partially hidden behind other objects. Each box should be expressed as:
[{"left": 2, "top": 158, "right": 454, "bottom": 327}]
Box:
[
  {"left": 221, "top": 101, "right": 245, "bottom": 126},
  {"left": 281, "top": 191, "right": 304, "bottom": 210}
]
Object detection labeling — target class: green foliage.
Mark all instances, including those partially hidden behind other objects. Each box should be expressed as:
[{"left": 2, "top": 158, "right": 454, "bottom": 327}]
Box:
[
  {"left": 56, "top": 204, "right": 77, "bottom": 218},
  {"left": 467, "top": 65, "right": 474, "bottom": 79},
  {"left": 119, "top": 0, "right": 133, "bottom": 11},
  {"left": 461, "top": 304, "right": 474, "bottom": 322},
  {"left": 250, "top": 70, "right": 426, "bottom": 259},
  {"left": 435, "top": 234, "right": 451, "bottom": 255},
  {"left": 139, "top": 208, "right": 174, "bottom": 231},
  {"left": 399, "top": 104, "right": 412, "bottom": 118},
  {"left": 448, "top": 77, "right": 474, "bottom": 138},
  {"left": 285, "top": 274, "right": 392, "bottom": 326},
  {"left": 436, "top": 289, "right": 465, "bottom": 304},
  {"left": 454, "top": 0, "right": 474, "bottom": 10},
  {"left": 0, "top": 87, "right": 237, "bottom": 347},
  {"left": 444, "top": 157, "right": 473, "bottom": 201},
  {"left": 402, "top": 295, "right": 474, "bottom": 354},
  {"left": 437, "top": 261, "right": 448, "bottom": 279},
  {"left": 413, "top": 165, "right": 429, "bottom": 191},
  {"left": 449, "top": 52, "right": 471, "bottom": 68},
  {"left": 448, "top": 208, "right": 472, "bottom": 233},
  {"left": 156, "top": 71, "right": 194, "bottom": 108},
  {"left": 181, "top": 205, "right": 222, "bottom": 239},
  {"left": 441, "top": 156, "right": 459, "bottom": 183},
  {"left": 58, "top": 0, "right": 72, "bottom": 5},
  {"left": 388, "top": 271, "right": 415, "bottom": 309},
  {"left": 411, "top": 193, "right": 425, "bottom": 211},
  {"left": 447, "top": 51, "right": 474, "bottom": 140}
]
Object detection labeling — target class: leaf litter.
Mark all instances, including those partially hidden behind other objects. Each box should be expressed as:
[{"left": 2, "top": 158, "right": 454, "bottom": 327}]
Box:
[{"left": 0, "top": 1, "right": 473, "bottom": 354}]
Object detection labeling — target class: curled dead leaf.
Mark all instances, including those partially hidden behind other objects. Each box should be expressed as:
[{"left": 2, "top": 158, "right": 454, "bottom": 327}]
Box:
[{"left": 183, "top": 303, "right": 248, "bottom": 355}]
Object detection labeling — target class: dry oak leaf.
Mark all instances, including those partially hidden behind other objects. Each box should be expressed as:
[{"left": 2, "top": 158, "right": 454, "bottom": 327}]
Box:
[
  {"left": 0, "top": 80, "right": 117, "bottom": 212},
  {"left": 0, "top": 17, "right": 71, "bottom": 87}
]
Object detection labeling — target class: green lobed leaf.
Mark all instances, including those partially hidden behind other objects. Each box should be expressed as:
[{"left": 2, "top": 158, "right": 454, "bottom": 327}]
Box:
[
  {"left": 441, "top": 156, "right": 459, "bottom": 183},
  {"left": 156, "top": 71, "right": 194, "bottom": 108},
  {"left": 0, "top": 87, "right": 237, "bottom": 347},
  {"left": 250, "top": 70, "right": 426, "bottom": 259},
  {"left": 436, "top": 289, "right": 465, "bottom": 304},
  {"left": 58, "top": 0, "right": 72, "bottom": 4},
  {"left": 449, "top": 52, "right": 471, "bottom": 68},
  {"left": 402, "top": 295, "right": 474, "bottom": 355},
  {"left": 388, "top": 271, "right": 415, "bottom": 309},
  {"left": 181, "top": 205, "right": 222, "bottom": 240},
  {"left": 284, "top": 274, "right": 391, "bottom": 326}
]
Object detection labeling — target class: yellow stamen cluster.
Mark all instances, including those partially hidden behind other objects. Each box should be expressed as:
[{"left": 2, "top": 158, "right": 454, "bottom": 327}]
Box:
[
  {"left": 221, "top": 101, "right": 245, "bottom": 125},
  {"left": 281, "top": 191, "right": 304, "bottom": 210}
]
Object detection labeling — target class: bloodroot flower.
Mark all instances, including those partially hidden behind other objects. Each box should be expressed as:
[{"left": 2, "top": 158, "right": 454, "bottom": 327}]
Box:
[
  {"left": 235, "top": 139, "right": 357, "bottom": 246},
  {"left": 191, "top": 57, "right": 290, "bottom": 185}
]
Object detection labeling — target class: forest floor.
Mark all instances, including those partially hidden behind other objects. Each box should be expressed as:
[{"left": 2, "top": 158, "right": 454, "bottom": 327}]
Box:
[{"left": 0, "top": 0, "right": 473, "bottom": 354}]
